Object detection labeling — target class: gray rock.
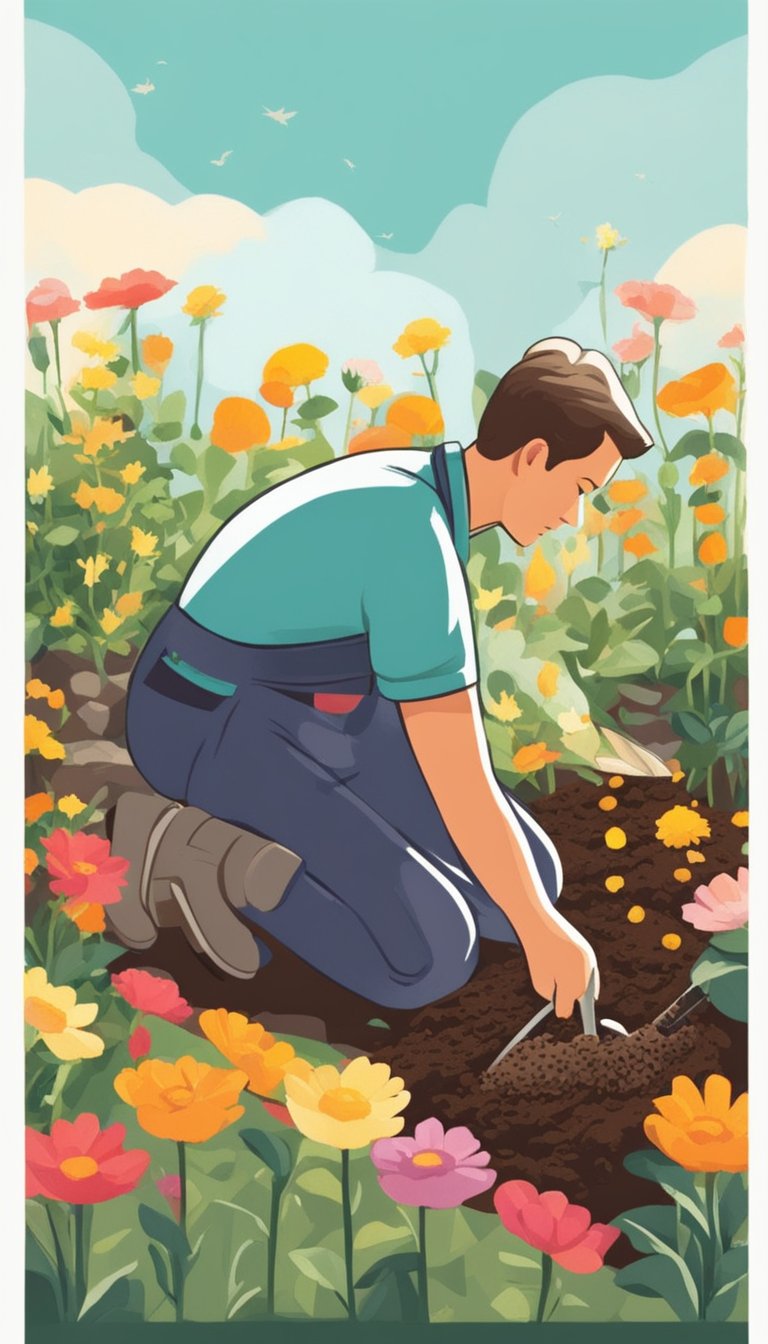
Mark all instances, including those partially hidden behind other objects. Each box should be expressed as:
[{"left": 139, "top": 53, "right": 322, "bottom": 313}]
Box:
[
  {"left": 70, "top": 670, "right": 103, "bottom": 699},
  {"left": 77, "top": 700, "right": 111, "bottom": 736},
  {"left": 65, "top": 739, "right": 134, "bottom": 767},
  {"left": 109, "top": 672, "right": 132, "bottom": 691}
]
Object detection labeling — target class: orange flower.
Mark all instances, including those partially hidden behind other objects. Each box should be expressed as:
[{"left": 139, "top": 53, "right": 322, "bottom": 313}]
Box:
[
  {"left": 694, "top": 503, "right": 726, "bottom": 525},
  {"left": 199, "top": 1009, "right": 297, "bottom": 1096},
  {"left": 114, "top": 1055, "right": 248, "bottom": 1142},
  {"left": 64, "top": 901, "right": 106, "bottom": 934},
  {"left": 524, "top": 546, "right": 557, "bottom": 601},
  {"left": 385, "top": 394, "right": 444, "bottom": 438},
  {"left": 24, "top": 848, "right": 39, "bottom": 876},
  {"left": 698, "top": 532, "right": 728, "bottom": 566},
  {"left": 723, "top": 617, "right": 748, "bottom": 647},
  {"left": 260, "top": 380, "right": 294, "bottom": 408},
  {"left": 25, "top": 792, "right": 54, "bottom": 824},
  {"left": 210, "top": 397, "right": 270, "bottom": 453},
  {"left": 689, "top": 453, "right": 729, "bottom": 487},
  {"left": 643, "top": 1074, "right": 747, "bottom": 1173},
  {"left": 262, "top": 343, "right": 328, "bottom": 388},
  {"left": 609, "top": 507, "right": 643, "bottom": 535},
  {"left": 656, "top": 363, "right": 738, "bottom": 419},
  {"left": 623, "top": 532, "right": 656, "bottom": 559},
  {"left": 608, "top": 479, "right": 646, "bottom": 505},
  {"left": 141, "top": 334, "right": 174, "bottom": 375},
  {"left": 347, "top": 426, "right": 412, "bottom": 455},
  {"left": 512, "top": 742, "right": 560, "bottom": 773}
]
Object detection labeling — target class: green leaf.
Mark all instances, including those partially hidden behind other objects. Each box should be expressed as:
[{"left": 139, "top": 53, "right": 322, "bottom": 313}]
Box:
[
  {"left": 239, "top": 1128, "right": 293, "bottom": 1184},
  {"left": 198, "top": 444, "right": 237, "bottom": 501},
  {"left": 595, "top": 639, "right": 658, "bottom": 678},
  {"left": 43, "top": 524, "right": 80, "bottom": 546},
  {"left": 710, "top": 927, "right": 748, "bottom": 956},
  {"left": 691, "top": 948, "right": 748, "bottom": 1022},
  {"left": 105, "top": 355, "right": 130, "bottom": 378},
  {"left": 585, "top": 608, "right": 610, "bottom": 663},
  {"left": 613, "top": 1205, "right": 680, "bottom": 1256},
  {"left": 353, "top": 1220, "right": 409, "bottom": 1251},
  {"left": 718, "top": 1173, "right": 748, "bottom": 1250},
  {"left": 622, "top": 1150, "right": 709, "bottom": 1234},
  {"left": 355, "top": 1251, "right": 421, "bottom": 1289},
  {"left": 491, "top": 1285, "right": 531, "bottom": 1321},
  {"left": 147, "top": 1242, "right": 176, "bottom": 1306},
  {"left": 158, "top": 390, "right": 187, "bottom": 424},
  {"left": 668, "top": 430, "right": 712, "bottom": 462},
  {"left": 296, "top": 395, "right": 338, "bottom": 421},
  {"left": 712, "top": 1243, "right": 748, "bottom": 1297},
  {"left": 575, "top": 576, "right": 612, "bottom": 603},
  {"left": 689, "top": 485, "right": 722, "bottom": 507},
  {"left": 289, "top": 1246, "right": 348, "bottom": 1300},
  {"left": 78, "top": 1262, "right": 138, "bottom": 1321},
  {"left": 295, "top": 1166, "right": 342, "bottom": 1201},
  {"left": 152, "top": 421, "right": 184, "bottom": 442},
  {"left": 170, "top": 442, "right": 198, "bottom": 474},
  {"left": 366, "top": 1018, "right": 390, "bottom": 1029},
  {"left": 614, "top": 1254, "right": 699, "bottom": 1322},
  {"left": 28, "top": 333, "right": 51, "bottom": 374},
  {"left": 138, "top": 1202, "right": 190, "bottom": 1262}
]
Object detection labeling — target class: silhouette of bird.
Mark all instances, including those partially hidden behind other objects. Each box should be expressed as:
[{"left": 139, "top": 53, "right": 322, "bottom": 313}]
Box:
[
  {"left": 378, "top": 232, "right": 394, "bottom": 239},
  {"left": 132, "top": 80, "right": 155, "bottom": 95},
  {"left": 343, "top": 158, "right": 356, "bottom": 170},
  {"left": 545, "top": 212, "right": 562, "bottom": 225},
  {"left": 263, "top": 106, "right": 297, "bottom": 125},
  {"left": 156, "top": 60, "right": 168, "bottom": 65},
  {"left": 634, "top": 171, "right": 647, "bottom": 180},
  {"left": 211, "top": 150, "right": 234, "bottom": 166}
]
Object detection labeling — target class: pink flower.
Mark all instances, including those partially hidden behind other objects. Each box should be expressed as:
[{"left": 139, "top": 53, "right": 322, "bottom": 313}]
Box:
[
  {"left": 342, "top": 359, "right": 384, "bottom": 385},
  {"left": 718, "top": 324, "right": 745, "bottom": 349},
  {"left": 84, "top": 269, "right": 177, "bottom": 311},
  {"left": 26, "top": 1113, "right": 150, "bottom": 1205},
  {"left": 26, "top": 278, "right": 80, "bottom": 328},
  {"left": 682, "top": 867, "right": 749, "bottom": 932},
  {"left": 615, "top": 280, "right": 696, "bottom": 324},
  {"left": 42, "top": 829, "right": 129, "bottom": 908},
  {"left": 612, "top": 322, "right": 655, "bottom": 364},
  {"left": 128, "top": 1024, "right": 152, "bottom": 1060},
  {"left": 371, "top": 1117, "right": 496, "bottom": 1209},
  {"left": 111, "top": 968, "right": 194, "bottom": 1024},
  {"left": 156, "top": 1174, "right": 182, "bottom": 1221},
  {"left": 494, "top": 1180, "right": 620, "bottom": 1273}
]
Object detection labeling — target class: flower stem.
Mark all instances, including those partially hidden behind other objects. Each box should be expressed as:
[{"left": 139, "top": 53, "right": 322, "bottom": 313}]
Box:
[
  {"left": 651, "top": 320, "right": 670, "bottom": 459},
  {"left": 598, "top": 250, "right": 609, "bottom": 348},
  {"left": 700, "top": 1170, "right": 720, "bottom": 1317},
  {"left": 129, "top": 309, "right": 140, "bottom": 374},
  {"left": 340, "top": 1149, "right": 356, "bottom": 1321},
  {"left": 72, "top": 1203, "right": 87, "bottom": 1320},
  {"left": 417, "top": 1205, "right": 430, "bottom": 1323},
  {"left": 46, "top": 1204, "right": 70, "bottom": 1320},
  {"left": 267, "top": 1175, "right": 281, "bottom": 1317},
  {"left": 190, "top": 320, "right": 206, "bottom": 440},
  {"left": 50, "top": 320, "right": 62, "bottom": 389},
  {"left": 536, "top": 1251, "right": 553, "bottom": 1323},
  {"left": 418, "top": 352, "right": 438, "bottom": 404},
  {"left": 176, "top": 1140, "right": 188, "bottom": 1321},
  {"left": 341, "top": 391, "right": 355, "bottom": 455}
]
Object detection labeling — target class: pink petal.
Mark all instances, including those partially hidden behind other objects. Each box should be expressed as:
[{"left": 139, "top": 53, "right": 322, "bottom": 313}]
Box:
[
  {"left": 441, "top": 1124, "right": 482, "bottom": 1161},
  {"left": 519, "top": 1200, "right": 557, "bottom": 1252},
  {"left": 457, "top": 1150, "right": 493, "bottom": 1169},
  {"left": 709, "top": 873, "right": 740, "bottom": 904},
  {"left": 413, "top": 1117, "right": 446, "bottom": 1151}
]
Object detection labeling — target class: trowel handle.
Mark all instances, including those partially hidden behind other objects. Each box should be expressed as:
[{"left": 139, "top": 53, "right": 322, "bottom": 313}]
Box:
[{"left": 577, "top": 967, "right": 598, "bottom": 1037}]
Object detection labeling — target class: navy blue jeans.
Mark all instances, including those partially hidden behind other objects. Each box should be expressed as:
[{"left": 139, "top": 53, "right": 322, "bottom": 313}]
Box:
[{"left": 126, "top": 607, "right": 563, "bottom": 1008}]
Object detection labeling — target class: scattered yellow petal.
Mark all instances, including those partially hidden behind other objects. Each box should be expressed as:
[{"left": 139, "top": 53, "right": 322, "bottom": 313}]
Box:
[
  {"left": 673, "top": 868, "right": 692, "bottom": 883},
  {"left": 672, "top": 770, "right": 685, "bottom": 782},
  {"left": 25, "top": 678, "right": 51, "bottom": 701},
  {"left": 661, "top": 933, "right": 682, "bottom": 951},
  {"left": 690, "top": 800, "right": 699, "bottom": 809},
  {"left": 686, "top": 850, "right": 706, "bottom": 865},
  {"left": 605, "top": 826, "right": 627, "bottom": 850},
  {"left": 608, "top": 775, "right": 624, "bottom": 789},
  {"left": 627, "top": 905, "right": 645, "bottom": 923},
  {"left": 47, "top": 689, "right": 65, "bottom": 710},
  {"left": 605, "top": 875, "right": 625, "bottom": 893},
  {"left": 598, "top": 796, "right": 618, "bottom": 812},
  {"left": 731, "top": 811, "right": 749, "bottom": 828}
]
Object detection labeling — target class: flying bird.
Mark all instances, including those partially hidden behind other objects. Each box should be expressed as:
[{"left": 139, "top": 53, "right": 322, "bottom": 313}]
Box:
[
  {"left": 378, "top": 232, "right": 394, "bottom": 239},
  {"left": 211, "top": 150, "right": 234, "bottom": 166},
  {"left": 132, "top": 80, "right": 155, "bottom": 95},
  {"left": 634, "top": 171, "right": 647, "bottom": 180},
  {"left": 263, "top": 106, "right": 297, "bottom": 125},
  {"left": 545, "top": 212, "right": 562, "bottom": 224},
  {"left": 156, "top": 60, "right": 168, "bottom": 65},
  {"left": 343, "top": 158, "right": 356, "bottom": 170}
]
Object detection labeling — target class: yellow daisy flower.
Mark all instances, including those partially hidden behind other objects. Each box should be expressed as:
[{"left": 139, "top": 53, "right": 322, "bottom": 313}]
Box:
[
  {"left": 284, "top": 1055, "right": 410, "bottom": 1150},
  {"left": 24, "top": 967, "right": 103, "bottom": 1061}
]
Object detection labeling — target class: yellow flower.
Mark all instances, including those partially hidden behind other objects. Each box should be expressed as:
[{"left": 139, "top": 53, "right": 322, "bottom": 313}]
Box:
[
  {"left": 558, "top": 708, "right": 587, "bottom": 734},
  {"left": 537, "top": 661, "right": 560, "bottom": 698},
  {"left": 130, "top": 527, "right": 159, "bottom": 558},
  {"left": 524, "top": 546, "right": 557, "bottom": 601},
  {"left": 284, "top": 1055, "right": 410, "bottom": 1150},
  {"left": 583, "top": 498, "right": 608, "bottom": 537},
  {"left": 71, "top": 330, "right": 120, "bottom": 361},
  {"left": 26, "top": 678, "right": 52, "bottom": 701},
  {"left": 356, "top": 383, "right": 393, "bottom": 410},
  {"left": 268, "top": 436, "right": 307, "bottom": 452},
  {"left": 605, "top": 875, "right": 625, "bottom": 893},
  {"left": 24, "top": 715, "right": 65, "bottom": 760},
  {"left": 263, "top": 343, "right": 329, "bottom": 388},
  {"left": 487, "top": 690, "right": 522, "bottom": 723},
  {"left": 512, "top": 742, "right": 560, "bottom": 773},
  {"left": 199, "top": 1009, "right": 298, "bottom": 1096},
  {"left": 47, "top": 689, "right": 65, "bottom": 710},
  {"left": 76, "top": 554, "right": 111, "bottom": 587},
  {"left": 627, "top": 905, "right": 645, "bottom": 923},
  {"left": 27, "top": 522, "right": 39, "bottom": 535},
  {"left": 72, "top": 481, "right": 126, "bottom": 515},
  {"left": 115, "top": 591, "right": 143, "bottom": 618},
  {"left": 80, "top": 365, "right": 117, "bottom": 391},
  {"left": 392, "top": 318, "right": 451, "bottom": 358},
  {"left": 655, "top": 805, "right": 711, "bottom": 849},
  {"left": 58, "top": 794, "right": 87, "bottom": 820},
  {"left": 604, "top": 826, "right": 627, "bottom": 850},
  {"left": 120, "top": 461, "right": 146, "bottom": 485},
  {"left": 50, "top": 602, "right": 74, "bottom": 628},
  {"left": 560, "top": 530, "right": 591, "bottom": 576},
  {"left": 100, "top": 608, "right": 123, "bottom": 636},
  {"left": 114, "top": 1055, "right": 248, "bottom": 1143},
  {"left": 24, "top": 967, "right": 103, "bottom": 1061},
  {"left": 131, "top": 372, "right": 161, "bottom": 400},
  {"left": 182, "top": 285, "right": 227, "bottom": 320},
  {"left": 474, "top": 586, "right": 503, "bottom": 612},
  {"left": 63, "top": 415, "right": 135, "bottom": 458},
  {"left": 27, "top": 466, "right": 54, "bottom": 501},
  {"left": 595, "top": 222, "right": 625, "bottom": 251},
  {"left": 731, "top": 811, "right": 749, "bottom": 828},
  {"left": 643, "top": 1074, "right": 747, "bottom": 1172}
]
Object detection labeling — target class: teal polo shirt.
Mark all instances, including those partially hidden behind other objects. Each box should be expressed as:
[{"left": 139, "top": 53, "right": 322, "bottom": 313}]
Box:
[{"left": 178, "top": 442, "right": 478, "bottom": 702}]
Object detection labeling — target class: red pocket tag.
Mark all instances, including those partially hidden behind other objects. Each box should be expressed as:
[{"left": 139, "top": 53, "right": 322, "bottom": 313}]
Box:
[{"left": 313, "top": 692, "right": 365, "bottom": 714}]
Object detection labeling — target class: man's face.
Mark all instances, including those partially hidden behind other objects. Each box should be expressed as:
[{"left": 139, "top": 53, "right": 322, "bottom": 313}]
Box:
[{"left": 499, "top": 432, "right": 623, "bottom": 546}]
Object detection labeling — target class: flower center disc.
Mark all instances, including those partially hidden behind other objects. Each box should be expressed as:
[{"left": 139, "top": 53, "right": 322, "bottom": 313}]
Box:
[
  {"left": 412, "top": 1151, "right": 443, "bottom": 1168},
  {"left": 689, "top": 1117, "right": 730, "bottom": 1143},
  {"left": 162, "top": 1085, "right": 195, "bottom": 1110},
  {"left": 25, "top": 997, "right": 68, "bottom": 1033},
  {"left": 318, "top": 1087, "right": 371, "bottom": 1121},
  {"left": 72, "top": 861, "right": 98, "bottom": 875},
  {"left": 59, "top": 1155, "right": 99, "bottom": 1180}
]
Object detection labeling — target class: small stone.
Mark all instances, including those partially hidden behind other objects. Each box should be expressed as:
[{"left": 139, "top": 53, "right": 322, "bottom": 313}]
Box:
[
  {"left": 77, "top": 700, "right": 110, "bottom": 736},
  {"left": 70, "top": 670, "right": 102, "bottom": 699},
  {"left": 64, "top": 740, "right": 133, "bottom": 767},
  {"left": 686, "top": 850, "right": 706, "bottom": 864}
]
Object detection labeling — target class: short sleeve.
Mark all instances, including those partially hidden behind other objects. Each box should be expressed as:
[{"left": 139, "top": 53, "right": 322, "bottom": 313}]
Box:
[{"left": 361, "top": 489, "right": 478, "bottom": 701}]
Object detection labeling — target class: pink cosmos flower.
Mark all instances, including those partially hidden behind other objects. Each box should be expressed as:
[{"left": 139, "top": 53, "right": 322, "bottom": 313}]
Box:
[
  {"left": 615, "top": 280, "right": 696, "bottom": 324},
  {"left": 342, "top": 359, "right": 384, "bottom": 385},
  {"left": 156, "top": 1174, "right": 182, "bottom": 1221},
  {"left": 26, "top": 1113, "right": 150, "bottom": 1205},
  {"left": 111, "top": 968, "right": 194, "bottom": 1024},
  {"left": 682, "top": 866, "right": 749, "bottom": 932},
  {"left": 494, "top": 1180, "right": 620, "bottom": 1273},
  {"left": 84, "top": 269, "right": 177, "bottom": 311},
  {"left": 26, "top": 278, "right": 80, "bottom": 328},
  {"left": 612, "top": 322, "right": 655, "bottom": 364},
  {"left": 370, "top": 1117, "right": 497, "bottom": 1208},
  {"left": 42, "top": 829, "right": 129, "bottom": 908},
  {"left": 128, "top": 1024, "right": 152, "bottom": 1060},
  {"left": 718, "top": 324, "right": 745, "bottom": 349}
]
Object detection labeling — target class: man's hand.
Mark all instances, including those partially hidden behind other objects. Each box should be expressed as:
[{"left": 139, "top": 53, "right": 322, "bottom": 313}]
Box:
[{"left": 518, "top": 910, "right": 598, "bottom": 1018}]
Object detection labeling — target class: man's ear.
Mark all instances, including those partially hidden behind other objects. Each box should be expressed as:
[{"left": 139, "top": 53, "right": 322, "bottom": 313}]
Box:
[{"left": 522, "top": 437, "right": 549, "bottom": 470}]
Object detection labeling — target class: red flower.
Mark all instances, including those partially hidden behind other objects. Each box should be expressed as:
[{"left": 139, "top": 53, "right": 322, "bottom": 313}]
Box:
[
  {"left": 156, "top": 1174, "right": 182, "bottom": 1220},
  {"left": 615, "top": 280, "right": 696, "bottom": 324},
  {"left": 42, "top": 829, "right": 129, "bottom": 908},
  {"left": 261, "top": 1099, "right": 296, "bottom": 1128},
  {"left": 26, "top": 1113, "right": 150, "bottom": 1205},
  {"left": 84, "top": 268, "right": 177, "bottom": 311},
  {"left": 718, "top": 324, "right": 745, "bottom": 349},
  {"left": 111, "top": 967, "right": 194, "bottom": 1024},
  {"left": 128, "top": 1024, "right": 152, "bottom": 1060},
  {"left": 612, "top": 322, "right": 655, "bottom": 364},
  {"left": 26, "top": 278, "right": 80, "bottom": 328},
  {"left": 494, "top": 1180, "right": 621, "bottom": 1273}
]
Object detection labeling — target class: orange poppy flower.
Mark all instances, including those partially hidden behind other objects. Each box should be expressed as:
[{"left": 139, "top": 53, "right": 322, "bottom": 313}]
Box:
[
  {"left": 260, "top": 380, "right": 294, "bottom": 408},
  {"left": 141, "top": 334, "right": 174, "bottom": 375},
  {"left": 210, "top": 397, "right": 270, "bottom": 453},
  {"left": 690, "top": 454, "right": 729, "bottom": 487},
  {"left": 512, "top": 742, "right": 561, "bottom": 773},
  {"left": 623, "top": 532, "right": 656, "bottom": 558},
  {"left": 609, "top": 507, "right": 644, "bottom": 535},
  {"left": 347, "top": 426, "right": 412, "bottom": 455},
  {"left": 25, "top": 792, "right": 54, "bottom": 824},
  {"left": 385, "top": 394, "right": 444, "bottom": 438},
  {"left": 723, "top": 616, "right": 748, "bottom": 647},
  {"left": 656, "top": 363, "right": 738, "bottom": 419},
  {"left": 607, "top": 479, "right": 646, "bottom": 505},
  {"left": 199, "top": 1008, "right": 297, "bottom": 1096},
  {"left": 694, "top": 503, "right": 726, "bottom": 525},
  {"left": 114, "top": 1055, "right": 248, "bottom": 1142},
  {"left": 698, "top": 532, "right": 728, "bottom": 566},
  {"left": 643, "top": 1074, "right": 747, "bottom": 1173}
]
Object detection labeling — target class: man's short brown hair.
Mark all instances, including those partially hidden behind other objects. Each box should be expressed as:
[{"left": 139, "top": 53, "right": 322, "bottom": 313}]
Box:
[{"left": 476, "top": 337, "right": 654, "bottom": 467}]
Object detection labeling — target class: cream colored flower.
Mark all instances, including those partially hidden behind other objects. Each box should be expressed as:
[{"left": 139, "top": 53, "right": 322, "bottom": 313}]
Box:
[
  {"left": 24, "top": 967, "right": 103, "bottom": 1061},
  {"left": 284, "top": 1055, "right": 409, "bottom": 1150}
]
